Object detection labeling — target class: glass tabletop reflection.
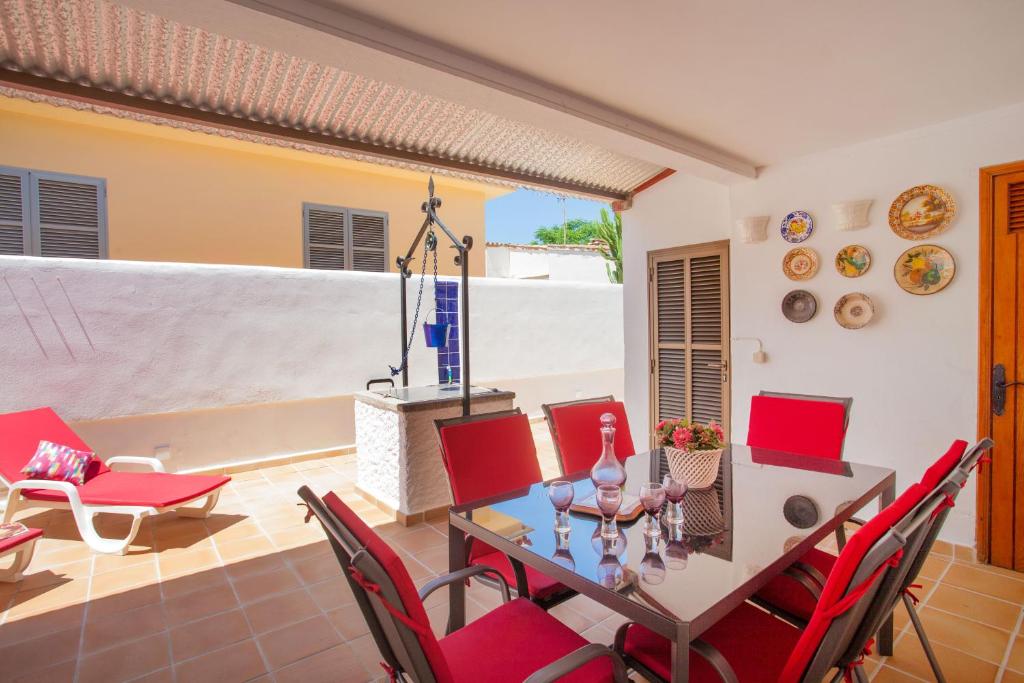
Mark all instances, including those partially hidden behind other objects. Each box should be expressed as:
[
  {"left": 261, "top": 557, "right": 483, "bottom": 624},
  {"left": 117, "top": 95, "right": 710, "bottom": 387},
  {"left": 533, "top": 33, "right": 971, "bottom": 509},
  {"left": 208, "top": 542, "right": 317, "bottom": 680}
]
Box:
[{"left": 451, "top": 444, "right": 894, "bottom": 630}]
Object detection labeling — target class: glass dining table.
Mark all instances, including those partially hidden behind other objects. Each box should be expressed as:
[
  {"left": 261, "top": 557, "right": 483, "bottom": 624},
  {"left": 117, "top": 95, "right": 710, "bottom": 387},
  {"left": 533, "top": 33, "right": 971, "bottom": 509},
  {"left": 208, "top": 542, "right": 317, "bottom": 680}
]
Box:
[{"left": 446, "top": 445, "right": 896, "bottom": 683}]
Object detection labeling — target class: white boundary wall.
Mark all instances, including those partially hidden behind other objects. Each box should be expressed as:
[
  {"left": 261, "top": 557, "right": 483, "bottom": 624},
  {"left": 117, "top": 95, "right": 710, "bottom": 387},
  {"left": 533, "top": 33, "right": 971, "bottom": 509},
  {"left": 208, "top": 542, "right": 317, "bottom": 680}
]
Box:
[{"left": 0, "top": 256, "right": 623, "bottom": 471}]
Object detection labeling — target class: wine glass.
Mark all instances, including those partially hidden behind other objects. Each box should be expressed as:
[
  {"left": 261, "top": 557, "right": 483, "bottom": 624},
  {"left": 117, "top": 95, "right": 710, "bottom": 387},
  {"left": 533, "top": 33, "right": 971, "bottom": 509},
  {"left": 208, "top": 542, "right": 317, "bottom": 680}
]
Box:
[
  {"left": 640, "top": 551, "right": 667, "bottom": 585},
  {"left": 548, "top": 480, "right": 575, "bottom": 533},
  {"left": 596, "top": 484, "right": 622, "bottom": 540},
  {"left": 596, "top": 552, "right": 623, "bottom": 589},
  {"left": 639, "top": 482, "right": 666, "bottom": 539},
  {"left": 551, "top": 531, "right": 576, "bottom": 571},
  {"left": 663, "top": 474, "right": 686, "bottom": 524}
]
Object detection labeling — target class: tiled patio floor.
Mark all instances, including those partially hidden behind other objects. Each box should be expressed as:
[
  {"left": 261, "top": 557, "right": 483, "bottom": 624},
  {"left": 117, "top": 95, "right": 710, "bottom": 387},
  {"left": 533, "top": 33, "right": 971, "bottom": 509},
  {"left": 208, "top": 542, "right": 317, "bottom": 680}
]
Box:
[{"left": 1, "top": 422, "right": 1021, "bottom": 682}]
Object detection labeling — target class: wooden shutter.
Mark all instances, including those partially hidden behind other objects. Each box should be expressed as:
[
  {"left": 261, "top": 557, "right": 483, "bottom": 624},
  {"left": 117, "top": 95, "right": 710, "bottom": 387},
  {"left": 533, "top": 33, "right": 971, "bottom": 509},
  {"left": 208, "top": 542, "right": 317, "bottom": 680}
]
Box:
[
  {"left": 0, "top": 168, "right": 30, "bottom": 255},
  {"left": 1009, "top": 179, "right": 1024, "bottom": 233},
  {"left": 649, "top": 240, "right": 730, "bottom": 443},
  {"left": 304, "top": 204, "right": 347, "bottom": 270},
  {"left": 350, "top": 210, "right": 388, "bottom": 272},
  {"left": 31, "top": 173, "right": 106, "bottom": 259}
]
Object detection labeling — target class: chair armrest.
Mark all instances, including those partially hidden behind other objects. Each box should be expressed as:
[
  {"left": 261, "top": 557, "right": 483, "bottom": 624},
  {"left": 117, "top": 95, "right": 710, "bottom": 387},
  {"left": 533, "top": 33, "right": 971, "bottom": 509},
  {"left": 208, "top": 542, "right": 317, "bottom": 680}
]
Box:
[
  {"left": 6, "top": 479, "right": 84, "bottom": 513},
  {"left": 614, "top": 623, "right": 738, "bottom": 683},
  {"left": 104, "top": 456, "right": 166, "bottom": 473},
  {"left": 524, "top": 644, "right": 629, "bottom": 683},
  {"left": 790, "top": 560, "right": 828, "bottom": 589},
  {"left": 417, "top": 564, "right": 511, "bottom": 604}
]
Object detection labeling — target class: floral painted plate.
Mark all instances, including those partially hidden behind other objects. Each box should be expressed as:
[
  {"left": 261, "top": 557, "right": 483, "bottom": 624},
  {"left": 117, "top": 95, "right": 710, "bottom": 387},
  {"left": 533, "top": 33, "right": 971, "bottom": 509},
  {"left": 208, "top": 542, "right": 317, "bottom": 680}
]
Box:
[
  {"left": 782, "top": 289, "right": 817, "bottom": 323},
  {"left": 782, "top": 247, "right": 819, "bottom": 280},
  {"left": 835, "top": 245, "right": 871, "bottom": 278},
  {"left": 889, "top": 185, "right": 956, "bottom": 240},
  {"left": 894, "top": 244, "right": 955, "bottom": 295},
  {"left": 781, "top": 210, "right": 814, "bottom": 243},
  {"left": 834, "top": 293, "right": 874, "bottom": 329}
]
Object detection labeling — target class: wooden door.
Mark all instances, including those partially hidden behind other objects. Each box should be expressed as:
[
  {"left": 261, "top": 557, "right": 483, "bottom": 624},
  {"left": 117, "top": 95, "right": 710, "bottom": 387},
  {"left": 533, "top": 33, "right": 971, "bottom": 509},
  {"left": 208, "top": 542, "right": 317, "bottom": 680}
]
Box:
[
  {"left": 648, "top": 240, "right": 731, "bottom": 444},
  {"left": 979, "top": 161, "right": 1024, "bottom": 568}
]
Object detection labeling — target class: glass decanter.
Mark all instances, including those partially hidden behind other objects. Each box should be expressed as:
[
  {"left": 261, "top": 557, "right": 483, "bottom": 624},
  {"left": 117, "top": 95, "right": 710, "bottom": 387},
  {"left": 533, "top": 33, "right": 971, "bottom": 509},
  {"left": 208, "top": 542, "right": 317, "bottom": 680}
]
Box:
[{"left": 590, "top": 412, "right": 627, "bottom": 489}]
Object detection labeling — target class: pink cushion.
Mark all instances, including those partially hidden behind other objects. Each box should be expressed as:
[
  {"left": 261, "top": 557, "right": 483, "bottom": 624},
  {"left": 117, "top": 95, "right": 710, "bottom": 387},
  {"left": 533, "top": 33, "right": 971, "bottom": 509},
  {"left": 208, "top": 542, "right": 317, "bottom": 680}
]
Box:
[
  {"left": 0, "top": 527, "right": 42, "bottom": 555},
  {"left": 0, "top": 408, "right": 109, "bottom": 483},
  {"left": 920, "top": 440, "right": 969, "bottom": 490},
  {"left": 23, "top": 471, "right": 230, "bottom": 507},
  {"left": 21, "top": 440, "right": 94, "bottom": 486},
  {"left": 548, "top": 400, "right": 636, "bottom": 475},
  {"left": 747, "top": 396, "right": 847, "bottom": 460},
  {"left": 440, "top": 596, "right": 615, "bottom": 683},
  {"left": 438, "top": 413, "right": 542, "bottom": 505}
]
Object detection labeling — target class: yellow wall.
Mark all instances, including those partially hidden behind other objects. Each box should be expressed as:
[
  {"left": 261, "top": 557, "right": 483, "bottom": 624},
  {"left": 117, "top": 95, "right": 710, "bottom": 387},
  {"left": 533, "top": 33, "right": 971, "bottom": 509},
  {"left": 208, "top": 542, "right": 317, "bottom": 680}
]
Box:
[{"left": 0, "top": 96, "right": 503, "bottom": 275}]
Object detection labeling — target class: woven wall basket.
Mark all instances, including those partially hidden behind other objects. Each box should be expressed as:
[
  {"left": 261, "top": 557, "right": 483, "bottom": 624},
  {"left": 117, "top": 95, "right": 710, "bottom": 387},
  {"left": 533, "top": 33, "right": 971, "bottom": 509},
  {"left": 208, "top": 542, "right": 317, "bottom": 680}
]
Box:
[{"left": 665, "top": 446, "right": 724, "bottom": 490}]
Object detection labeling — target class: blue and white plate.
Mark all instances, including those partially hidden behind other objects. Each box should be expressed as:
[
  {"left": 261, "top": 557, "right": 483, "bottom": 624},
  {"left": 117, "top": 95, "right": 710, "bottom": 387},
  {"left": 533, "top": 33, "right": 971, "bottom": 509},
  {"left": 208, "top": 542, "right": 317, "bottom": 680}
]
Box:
[{"left": 781, "top": 210, "right": 814, "bottom": 243}]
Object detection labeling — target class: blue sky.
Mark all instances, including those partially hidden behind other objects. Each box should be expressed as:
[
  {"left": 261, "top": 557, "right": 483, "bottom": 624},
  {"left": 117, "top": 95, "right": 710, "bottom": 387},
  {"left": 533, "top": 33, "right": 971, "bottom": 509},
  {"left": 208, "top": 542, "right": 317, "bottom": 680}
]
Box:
[{"left": 485, "top": 188, "right": 609, "bottom": 244}]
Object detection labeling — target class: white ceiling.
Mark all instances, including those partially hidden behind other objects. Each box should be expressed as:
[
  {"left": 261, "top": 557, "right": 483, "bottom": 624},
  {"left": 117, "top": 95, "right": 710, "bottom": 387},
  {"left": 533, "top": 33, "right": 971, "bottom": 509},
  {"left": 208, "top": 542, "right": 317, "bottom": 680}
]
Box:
[{"left": 313, "top": 0, "right": 1024, "bottom": 167}]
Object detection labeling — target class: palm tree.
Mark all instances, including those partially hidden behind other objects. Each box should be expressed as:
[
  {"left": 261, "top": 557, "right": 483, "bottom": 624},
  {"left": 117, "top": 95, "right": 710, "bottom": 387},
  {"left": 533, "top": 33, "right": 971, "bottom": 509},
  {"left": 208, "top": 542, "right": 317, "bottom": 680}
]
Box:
[{"left": 594, "top": 208, "right": 623, "bottom": 284}]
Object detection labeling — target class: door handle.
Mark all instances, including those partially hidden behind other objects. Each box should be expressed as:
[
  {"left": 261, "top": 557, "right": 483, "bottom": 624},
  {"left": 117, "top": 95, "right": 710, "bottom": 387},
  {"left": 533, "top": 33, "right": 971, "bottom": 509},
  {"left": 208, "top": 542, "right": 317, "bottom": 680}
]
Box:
[{"left": 992, "top": 363, "right": 1023, "bottom": 416}]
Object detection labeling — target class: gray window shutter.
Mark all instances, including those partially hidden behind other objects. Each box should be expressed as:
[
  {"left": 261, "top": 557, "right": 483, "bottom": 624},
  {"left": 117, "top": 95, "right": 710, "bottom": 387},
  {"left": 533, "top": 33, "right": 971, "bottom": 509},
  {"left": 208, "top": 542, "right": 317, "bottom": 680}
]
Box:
[
  {"left": 31, "top": 173, "right": 106, "bottom": 259},
  {"left": 303, "top": 204, "right": 347, "bottom": 270},
  {"left": 0, "top": 168, "right": 30, "bottom": 255},
  {"left": 349, "top": 209, "right": 388, "bottom": 272}
]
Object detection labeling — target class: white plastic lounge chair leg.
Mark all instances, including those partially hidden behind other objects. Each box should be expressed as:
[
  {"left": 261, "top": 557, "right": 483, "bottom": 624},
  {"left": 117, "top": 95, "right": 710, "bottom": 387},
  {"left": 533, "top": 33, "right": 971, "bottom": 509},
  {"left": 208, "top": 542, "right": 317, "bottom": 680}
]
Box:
[
  {"left": 0, "top": 537, "right": 39, "bottom": 582},
  {"left": 174, "top": 488, "right": 222, "bottom": 519}
]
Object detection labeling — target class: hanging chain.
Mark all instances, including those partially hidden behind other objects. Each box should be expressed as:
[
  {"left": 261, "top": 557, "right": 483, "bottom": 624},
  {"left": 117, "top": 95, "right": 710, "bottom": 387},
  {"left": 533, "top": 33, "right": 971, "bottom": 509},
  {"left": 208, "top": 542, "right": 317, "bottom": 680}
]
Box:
[{"left": 389, "top": 231, "right": 435, "bottom": 377}]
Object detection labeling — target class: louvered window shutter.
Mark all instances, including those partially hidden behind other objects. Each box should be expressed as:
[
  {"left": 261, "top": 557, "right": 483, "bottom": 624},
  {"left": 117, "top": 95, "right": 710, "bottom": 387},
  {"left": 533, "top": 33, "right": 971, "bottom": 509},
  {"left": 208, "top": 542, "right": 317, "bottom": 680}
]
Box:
[
  {"left": 650, "top": 242, "right": 730, "bottom": 442},
  {"left": 1009, "top": 180, "right": 1024, "bottom": 233},
  {"left": 304, "top": 205, "right": 347, "bottom": 270},
  {"left": 31, "top": 173, "right": 106, "bottom": 259},
  {"left": 0, "top": 168, "right": 30, "bottom": 255},
  {"left": 349, "top": 210, "right": 388, "bottom": 272}
]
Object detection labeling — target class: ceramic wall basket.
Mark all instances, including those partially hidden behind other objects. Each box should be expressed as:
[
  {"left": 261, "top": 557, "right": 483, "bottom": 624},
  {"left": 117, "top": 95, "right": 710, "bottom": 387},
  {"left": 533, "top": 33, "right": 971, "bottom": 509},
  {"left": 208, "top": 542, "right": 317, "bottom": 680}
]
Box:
[
  {"left": 736, "top": 216, "right": 770, "bottom": 244},
  {"left": 831, "top": 200, "right": 873, "bottom": 231}
]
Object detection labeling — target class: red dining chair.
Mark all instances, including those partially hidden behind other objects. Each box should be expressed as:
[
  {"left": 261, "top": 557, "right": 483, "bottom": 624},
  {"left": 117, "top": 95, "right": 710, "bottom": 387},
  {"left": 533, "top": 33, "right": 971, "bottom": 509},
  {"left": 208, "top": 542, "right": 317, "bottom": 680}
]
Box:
[
  {"left": 541, "top": 396, "right": 636, "bottom": 476},
  {"left": 614, "top": 479, "right": 946, "bottom": 683},
  {"left": 297, "top": 486, "right": 628, "bottom": 683},
  {"left": 434, "top": 409, "right": 573, "bottom": 608},
  {"left": 747, "top": 392, "right": 852, "bottom": 460}
]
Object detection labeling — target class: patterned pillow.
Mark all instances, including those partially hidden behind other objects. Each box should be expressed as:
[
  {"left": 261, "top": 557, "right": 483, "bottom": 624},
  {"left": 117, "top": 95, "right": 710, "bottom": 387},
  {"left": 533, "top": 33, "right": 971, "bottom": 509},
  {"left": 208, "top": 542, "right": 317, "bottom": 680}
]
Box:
[{"left": 21, "top": 440, "right": 94, "bottom": 486}]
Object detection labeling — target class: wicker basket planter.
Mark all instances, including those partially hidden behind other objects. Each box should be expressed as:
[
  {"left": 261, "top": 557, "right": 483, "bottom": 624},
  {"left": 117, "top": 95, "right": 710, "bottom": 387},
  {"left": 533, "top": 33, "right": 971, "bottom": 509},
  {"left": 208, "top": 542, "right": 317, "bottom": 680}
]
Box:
[{"left": 664, "top": 446, "right": 724, "bottom": 490}]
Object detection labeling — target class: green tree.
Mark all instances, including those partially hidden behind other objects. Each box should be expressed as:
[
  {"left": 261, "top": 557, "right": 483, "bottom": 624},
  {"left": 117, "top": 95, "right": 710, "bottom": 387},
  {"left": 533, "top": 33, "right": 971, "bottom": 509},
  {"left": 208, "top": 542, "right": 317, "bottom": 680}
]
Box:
[
  {"left": 593, "top": 208, "right": 623, "bottom": 284},
  {"left": 531, "top": 217, "right": 600, "bottom": 245}
]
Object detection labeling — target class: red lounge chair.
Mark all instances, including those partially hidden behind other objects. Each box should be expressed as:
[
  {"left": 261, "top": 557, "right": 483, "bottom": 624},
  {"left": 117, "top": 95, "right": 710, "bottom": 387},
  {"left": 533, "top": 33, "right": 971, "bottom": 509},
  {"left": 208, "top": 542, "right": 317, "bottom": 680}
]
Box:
[
  {"left": 0, "top": 527, "right": 43, "bottom": 582},
  {"left": 541, "top": 396, "right": 636, "bottom": 476},
  {"left": 614, "top": 478, "right": 948, "bottom": 682},
  {"left": 434, "top": 410, "right": 573, "bottom": 608},
  {"left": 298, "top": 485, "right": 629, "bottom": 683},
  {"left": 0, "top": 407, "right": 230, "bottom": 555}
]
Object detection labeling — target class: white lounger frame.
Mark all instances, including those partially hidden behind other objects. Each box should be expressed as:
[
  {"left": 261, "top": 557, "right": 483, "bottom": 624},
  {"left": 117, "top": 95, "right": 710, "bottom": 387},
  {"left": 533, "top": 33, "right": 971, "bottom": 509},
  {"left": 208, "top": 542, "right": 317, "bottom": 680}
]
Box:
[
  {"left": 0, "top": 533, "right": 39, "bottom": 582},
  {"left": 2, "top": 456, "right": 223, "bottom": 555}
]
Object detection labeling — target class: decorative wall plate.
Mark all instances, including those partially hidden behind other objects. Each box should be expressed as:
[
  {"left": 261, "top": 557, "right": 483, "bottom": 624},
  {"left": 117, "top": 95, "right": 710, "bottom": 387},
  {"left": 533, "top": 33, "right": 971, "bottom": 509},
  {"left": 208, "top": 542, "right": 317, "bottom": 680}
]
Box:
[
  {"left": 894, "top": 244, "right": 955, "bottom": 295},
  {"left": 835, "top": 245, "right": 871, "bottom": 278},
  {"left": 782, "top": 289, "right": 817, "bottom": 323},
  {"left": 782, "top": 247, "right": 819, "bottom": 280},
  {"left": 834, "top": 293, "right": 874, "bottom": 329},
  {"left": 781, "top": 210, "right": 814, "bottom": 243},
  {"left": 888, "top": 185, "right": 956, "bottom": 239}
]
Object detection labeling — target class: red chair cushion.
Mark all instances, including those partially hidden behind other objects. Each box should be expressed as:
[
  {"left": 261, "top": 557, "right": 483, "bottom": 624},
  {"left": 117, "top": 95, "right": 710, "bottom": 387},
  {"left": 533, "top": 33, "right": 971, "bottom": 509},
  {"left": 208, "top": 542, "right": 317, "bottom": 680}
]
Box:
[
  {"left": 0, "top": 408, "right": 109, "bottom": 484},
  {"left": 548, "top": 400, "right": 636, "bottom": 475},
  {"left": 754, "top": 547, "right": 837, "bottom": 622},
  {"left": 438, "top": 413, "right": 541, "bottom": 505},
  {"left": 920, "top": 440, "right": 969, "bottom": 490},
  {"left": 0, "top": 527, "right": 43, "bottom": 555},
  {"left": 779, "top": 483, "right": 930, "bottom": 682},
  {"left": 747, "top": 396, "right": 847, "bottom": 460},
  {"left": 623, "top": 602, "right": 801, "bottom": 683},
  {"left": 470, "top": 549, "right": 566, "bottom": 600},
  {"left": 440, "top": 596, "right": 615, "bottom": 682},
  {"left": 22, "top": 471, "right": 230, "bottom": 507},
  {"left": 323, "top": 492, "right": 454, "bottom": 683}
]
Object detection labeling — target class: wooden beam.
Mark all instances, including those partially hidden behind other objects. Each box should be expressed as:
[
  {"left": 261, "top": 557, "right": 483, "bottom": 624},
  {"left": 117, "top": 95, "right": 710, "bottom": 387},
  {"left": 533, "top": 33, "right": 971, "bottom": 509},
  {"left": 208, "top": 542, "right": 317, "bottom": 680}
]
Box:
[{"left": 0, "top": 68, "right": 631, "bottom": 202}]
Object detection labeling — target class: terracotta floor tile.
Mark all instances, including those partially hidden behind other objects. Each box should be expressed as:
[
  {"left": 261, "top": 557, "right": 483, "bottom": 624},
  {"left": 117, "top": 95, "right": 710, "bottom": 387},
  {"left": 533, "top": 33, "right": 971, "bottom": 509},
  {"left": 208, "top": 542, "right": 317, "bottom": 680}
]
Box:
[
  {"left": 927, "top": 584, "right": 1021, "bottom": 630},
  {"left": 954, "top": 544, "right": 976, "bottom": 563},
  {"left": 914, "top": 606, "right": 1010, "bottom": 664},
  {"left": 82, "top": 602, "right": 167, "bottom": 654},
  {"left": 170, "top": 608, "right": 253, "bottom": 661},
  {"left": 258, "top": 614, "right": 343, "bottom": 670},
  {"left": 0, "top": 602, "right": 85, "bottom": 645},
  {"left": 157, "top": 546, "right": 222, "bottom": 578},
  {"left": 917, "top": 554, "right": 950, "bottom": 581},
  {"left": 234, "top": 566, "right": 302, "bottom": 604},
  {"left": 17, "top": 558, "right": 92, "bottom": 591},
  {"left": 164, "top": 582, "right": 239, "bottom": 627},
  {"left": 306, "top": 575, "right": 356, "bottom": 611},
  {"left": 869, "top": 665, "right": 927, "bottom": 682},
  {"left": 274, "top": 642, "right": 371, "bottom": 683},
  {"left": 1006, "top": 635, "right": 1024, "bottom": 673},
  {"left": 0, "top": 627, "right": 80, "bottom": 679},
  {"left": 89, "top": 561, "right": 160, "bottom": 597},
  {"left": 293, "top": 552, "right": 343, "bottom": 585},
  {"left": 129, "top": 668, "right": 175, "bottom": 683},
  {"left": 1004, "top": 669, "right": 1024, "bottom": 683},
  {"left": 884, "top": 632, "right": 998, "bottom": 682},
  {"left": 160, "top": 566, "right": 231, "bottom": 599},
  {"left": 174, "top": 638, "right": 268, "bottom": 683},
  {"left": 930, "top": 540, "right": 953, "bottom": 557},
  {"left": 77, "top": 632, "right": 171, "bottom": 683},
  {"left": 244, "top": 588, "right": 320, "bottom": 634},
  {"left": 85, "top": 583, "right": 164, "bottom": 619},
  {"left": 223, "top": 551, "right": 288, "bottom": 580},
  {"left": 93, "top": 551, "right": 156, "bottom": 576},
  {"left": 413, "top": 545, "right": 451, "bottom": 574},
  {"left": 327, "top": 604, "right": 370, "bottom": 641},
  {"left": 215, "top": 535, "right": 276, "bottom": 562},
  {"left": 4, "top": 577, "right": 89, "bottom": 618},
  {"left": 347, "top": 633, "right": 388, "bottom": 677},
  {"left": 391, "top": 526, "right": 447, "bottom": 555},
  {"left": 8, "top": 658, "right": 77, "bottom": 683}
]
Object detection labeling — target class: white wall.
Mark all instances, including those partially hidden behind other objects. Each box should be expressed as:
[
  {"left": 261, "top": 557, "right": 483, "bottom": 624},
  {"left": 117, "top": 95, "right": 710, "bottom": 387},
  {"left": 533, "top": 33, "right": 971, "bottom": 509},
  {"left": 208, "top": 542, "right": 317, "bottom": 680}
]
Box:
[
  {"left": 486, "top": 245, "right": 612, "bottom": 283},
  {"left": 0, "top": 256, "right": 623, "bottom": 471},
  {"left": 623, "top": 102, "right": 1024, "bottom": 545}
]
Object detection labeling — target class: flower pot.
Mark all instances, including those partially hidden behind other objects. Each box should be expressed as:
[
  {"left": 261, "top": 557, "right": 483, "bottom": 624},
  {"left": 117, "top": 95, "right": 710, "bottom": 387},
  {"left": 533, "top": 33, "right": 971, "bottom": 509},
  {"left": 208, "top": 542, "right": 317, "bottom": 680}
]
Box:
[
  {"left": 664, "top": 446, "right": 724, "bottom": 490},
  {"left": 682, "top": 487, "right": 725, "bottom": 536},
  {"left": 735, "top": 216, "right": 770, "bottom": 244},
  {"left": 831, "top": 200, "right": 872, "bottom": 231}
]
